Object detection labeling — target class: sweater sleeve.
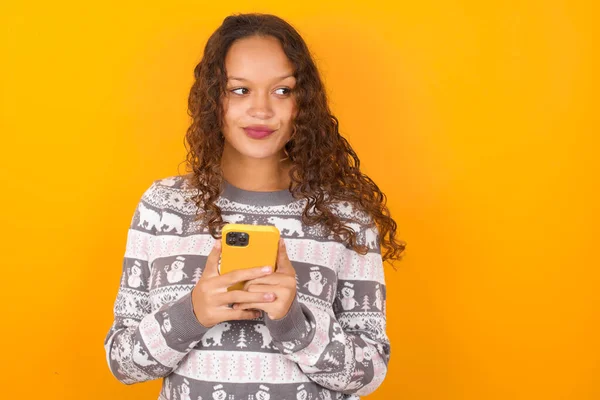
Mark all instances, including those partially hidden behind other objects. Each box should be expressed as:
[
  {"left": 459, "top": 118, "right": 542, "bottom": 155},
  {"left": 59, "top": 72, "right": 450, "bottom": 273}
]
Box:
[
  {"left": 103, "top": 182, "right": 210, "bottom": 384},
  {"left": 264, "top": 223, "right": 391, "bottom": 396}
]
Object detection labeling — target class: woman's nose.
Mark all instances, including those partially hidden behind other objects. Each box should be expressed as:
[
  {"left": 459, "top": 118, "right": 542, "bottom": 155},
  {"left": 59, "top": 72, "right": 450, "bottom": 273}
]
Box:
[{"left": 248, "top": 92, "right": 274, "bottom": 118}]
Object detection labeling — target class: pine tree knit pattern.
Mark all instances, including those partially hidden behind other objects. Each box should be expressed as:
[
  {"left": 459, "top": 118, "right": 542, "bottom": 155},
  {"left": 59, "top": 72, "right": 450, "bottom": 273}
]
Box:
[{"left": 104, "top": 175, "right": 390, "bottom": 400}]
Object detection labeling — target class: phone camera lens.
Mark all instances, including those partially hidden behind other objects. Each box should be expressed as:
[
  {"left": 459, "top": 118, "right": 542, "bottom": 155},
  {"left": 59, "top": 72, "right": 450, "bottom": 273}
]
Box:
[
  {"left": 226, "top": 232, "right": 249, "bottom": 246},
  {"left": 226, "top": 232, "right": 236, "bottom": 245}
]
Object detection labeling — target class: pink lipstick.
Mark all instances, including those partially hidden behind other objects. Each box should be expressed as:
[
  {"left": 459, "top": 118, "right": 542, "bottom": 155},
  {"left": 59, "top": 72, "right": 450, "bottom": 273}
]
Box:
[{"left": 243, "top": 125, "right": 275, "bottom": 139}]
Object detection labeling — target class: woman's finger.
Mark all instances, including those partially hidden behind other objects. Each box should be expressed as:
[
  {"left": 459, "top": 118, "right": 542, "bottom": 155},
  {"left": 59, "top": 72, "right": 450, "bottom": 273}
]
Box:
[
  {"left": 233, "top": 302, "right": 272, "bottom": 313},
  {"left": 226, "top": 309, "right": 262, "bottom": 321},
  {"left": 217, "top": 265, "right": 273, "bottom": 288},
  {"left": 220, "top": 289, "right": 276, "bottom": 305},
  {"left": 201, "top": 240, "right": 222, "bottom": 278},
  {"left": 245, "top": 284, "right": 281, "bottom": 294},
  {"left": 275, "top": 239, "right": 295, "bottom": 275},
  {"left": 243, "top": 274, "right": 282, "bottom": 290}
]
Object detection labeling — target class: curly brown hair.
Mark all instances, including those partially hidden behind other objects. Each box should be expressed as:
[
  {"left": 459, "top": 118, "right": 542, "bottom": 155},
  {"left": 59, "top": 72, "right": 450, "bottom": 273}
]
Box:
[{"left": 182, "top": 13, "right": 406, "bottom": 264}]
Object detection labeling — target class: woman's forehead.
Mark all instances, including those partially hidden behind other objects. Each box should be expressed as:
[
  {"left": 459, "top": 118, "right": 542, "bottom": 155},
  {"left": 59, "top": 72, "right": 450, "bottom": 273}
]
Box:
[{"left": 225, "top": 36, "right": 295, "bottom": 83}]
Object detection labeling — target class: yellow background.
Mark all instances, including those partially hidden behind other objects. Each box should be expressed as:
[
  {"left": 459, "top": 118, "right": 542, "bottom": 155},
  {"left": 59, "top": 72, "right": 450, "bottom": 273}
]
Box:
[{"left": 1, "top": 1, "right": 598, "bottom": 399}]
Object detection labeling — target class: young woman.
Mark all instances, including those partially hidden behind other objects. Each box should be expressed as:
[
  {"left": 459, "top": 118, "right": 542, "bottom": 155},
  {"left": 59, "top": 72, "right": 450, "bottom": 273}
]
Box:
[{"left": 104, "top": 13, "right": 406, "bottom": 400}]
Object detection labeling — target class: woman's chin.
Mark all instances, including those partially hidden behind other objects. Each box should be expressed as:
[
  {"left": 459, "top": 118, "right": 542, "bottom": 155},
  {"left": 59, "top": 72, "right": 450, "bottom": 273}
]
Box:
[
  {"left": 223, "top": 139, "right": 287, "bottom": 161},
  {"left": 237, "top": 148, "right": 282, "bottom": 160}
]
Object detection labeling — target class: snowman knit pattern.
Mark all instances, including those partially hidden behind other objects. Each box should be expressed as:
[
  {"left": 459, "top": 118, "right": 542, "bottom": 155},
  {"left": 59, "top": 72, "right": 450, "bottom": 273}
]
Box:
[{"left": 104, "top": 175, "right": 390, "bottom": 400}]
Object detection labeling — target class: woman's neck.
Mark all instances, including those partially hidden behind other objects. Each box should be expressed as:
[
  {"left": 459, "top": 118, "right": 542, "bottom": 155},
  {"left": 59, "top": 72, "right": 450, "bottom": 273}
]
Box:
[{"left": 221, "top": 145, "right": 292, "bottom": 192}]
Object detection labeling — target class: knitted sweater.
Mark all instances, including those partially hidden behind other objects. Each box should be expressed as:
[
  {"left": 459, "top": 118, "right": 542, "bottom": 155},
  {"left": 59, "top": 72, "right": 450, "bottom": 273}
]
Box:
[{"left": 104, "top": 175, "right": 390, "bottom": 400}]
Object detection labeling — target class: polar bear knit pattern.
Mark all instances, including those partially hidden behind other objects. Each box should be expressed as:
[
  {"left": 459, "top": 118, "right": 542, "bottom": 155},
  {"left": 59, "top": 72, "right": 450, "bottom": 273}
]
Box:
[{"left": 104, "top": 175, "right": 390, "bottom": 400}]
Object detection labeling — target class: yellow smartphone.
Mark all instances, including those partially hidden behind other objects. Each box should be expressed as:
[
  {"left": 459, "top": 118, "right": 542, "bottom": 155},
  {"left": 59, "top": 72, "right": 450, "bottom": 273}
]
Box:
[{"left": 220, "top": 223, "right": 281, "bottom": 291}]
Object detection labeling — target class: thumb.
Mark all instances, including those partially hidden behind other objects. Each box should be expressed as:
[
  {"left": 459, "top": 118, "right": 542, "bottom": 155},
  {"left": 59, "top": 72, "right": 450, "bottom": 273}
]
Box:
[
  {"left": 276, "top": 238, "right": 294, "bottom": 274},
  {"left": 202, "top": 239, "right": 222, "bottom": 278}
]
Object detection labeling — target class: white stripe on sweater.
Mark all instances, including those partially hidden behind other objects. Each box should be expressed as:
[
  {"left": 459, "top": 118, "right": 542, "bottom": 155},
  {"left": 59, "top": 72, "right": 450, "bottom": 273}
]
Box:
[
  {"left": 175, "top": 349, "right": 313, "bottom": 384},
  {"left": 125, "top": 230, "right": 385, "bottom": 283}
]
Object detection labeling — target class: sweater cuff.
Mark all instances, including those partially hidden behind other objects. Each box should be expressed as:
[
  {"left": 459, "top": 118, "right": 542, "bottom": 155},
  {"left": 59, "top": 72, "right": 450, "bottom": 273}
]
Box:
[
  {"left": 160, "top": 292, "right": 210, "bottom": 350},
  {"left": 264, "top": 296, "right": 310, "bottom": 343}
]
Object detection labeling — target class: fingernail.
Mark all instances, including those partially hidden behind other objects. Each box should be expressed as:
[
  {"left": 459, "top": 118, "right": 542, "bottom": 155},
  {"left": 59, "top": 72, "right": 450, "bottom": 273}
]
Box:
[
  {"left": 264, "top": 293, "right": 274, "bottom": 300},
  {"left": 214, "top": 240, "right": 221, "bottom": 249},
  {"left": 261, "top": 266, "right": 272, "bottom": 273}
]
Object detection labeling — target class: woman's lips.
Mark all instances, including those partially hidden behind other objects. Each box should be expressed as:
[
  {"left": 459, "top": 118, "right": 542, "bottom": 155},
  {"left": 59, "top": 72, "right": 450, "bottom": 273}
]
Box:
[{"left": 243, "top": 127, "right": 275, "bottom": 139}]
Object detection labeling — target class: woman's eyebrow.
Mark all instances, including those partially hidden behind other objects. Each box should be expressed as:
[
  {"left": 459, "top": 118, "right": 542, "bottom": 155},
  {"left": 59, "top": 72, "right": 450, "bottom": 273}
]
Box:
[{"left": 227, "top": 74, "right": 295, "bottom": 82}]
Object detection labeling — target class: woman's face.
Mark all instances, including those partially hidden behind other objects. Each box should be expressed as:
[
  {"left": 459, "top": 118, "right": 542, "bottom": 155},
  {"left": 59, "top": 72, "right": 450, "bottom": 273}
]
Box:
[{"left": 221, "top": 35, "right": 297, "bottom": 161}]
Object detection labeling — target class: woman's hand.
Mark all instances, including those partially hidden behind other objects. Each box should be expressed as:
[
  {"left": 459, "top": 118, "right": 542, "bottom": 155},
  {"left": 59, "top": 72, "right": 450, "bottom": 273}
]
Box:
[
  {"left": 234, "top": 239, "right": 297, "bottom": 320},
  {"left": 191, "top": 240, "right": 277, "bottom": 328}
]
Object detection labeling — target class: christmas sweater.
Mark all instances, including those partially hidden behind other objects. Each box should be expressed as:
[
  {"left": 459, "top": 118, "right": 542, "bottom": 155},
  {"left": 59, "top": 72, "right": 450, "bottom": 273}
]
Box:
[{"left": 104, "top": 174, "right": 390, "bottom": 400}]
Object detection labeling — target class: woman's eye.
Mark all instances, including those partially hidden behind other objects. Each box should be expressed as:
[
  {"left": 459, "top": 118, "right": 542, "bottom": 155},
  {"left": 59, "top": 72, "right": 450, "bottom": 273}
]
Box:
[
  {"left": 230, "top": 88, "right": 248, "bottom": 95},
  {"left": 229, "top": 87, "right": 292, "bottom": 96},
  {"left": 275, "top": 87, "right": 292, "bottom": 96}
]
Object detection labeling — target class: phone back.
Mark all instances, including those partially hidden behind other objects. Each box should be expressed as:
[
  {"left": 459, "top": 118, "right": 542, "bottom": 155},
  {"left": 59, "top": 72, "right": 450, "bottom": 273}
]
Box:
[{"left": 220, "top": 223, "right": 280, "bottom": 291}]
